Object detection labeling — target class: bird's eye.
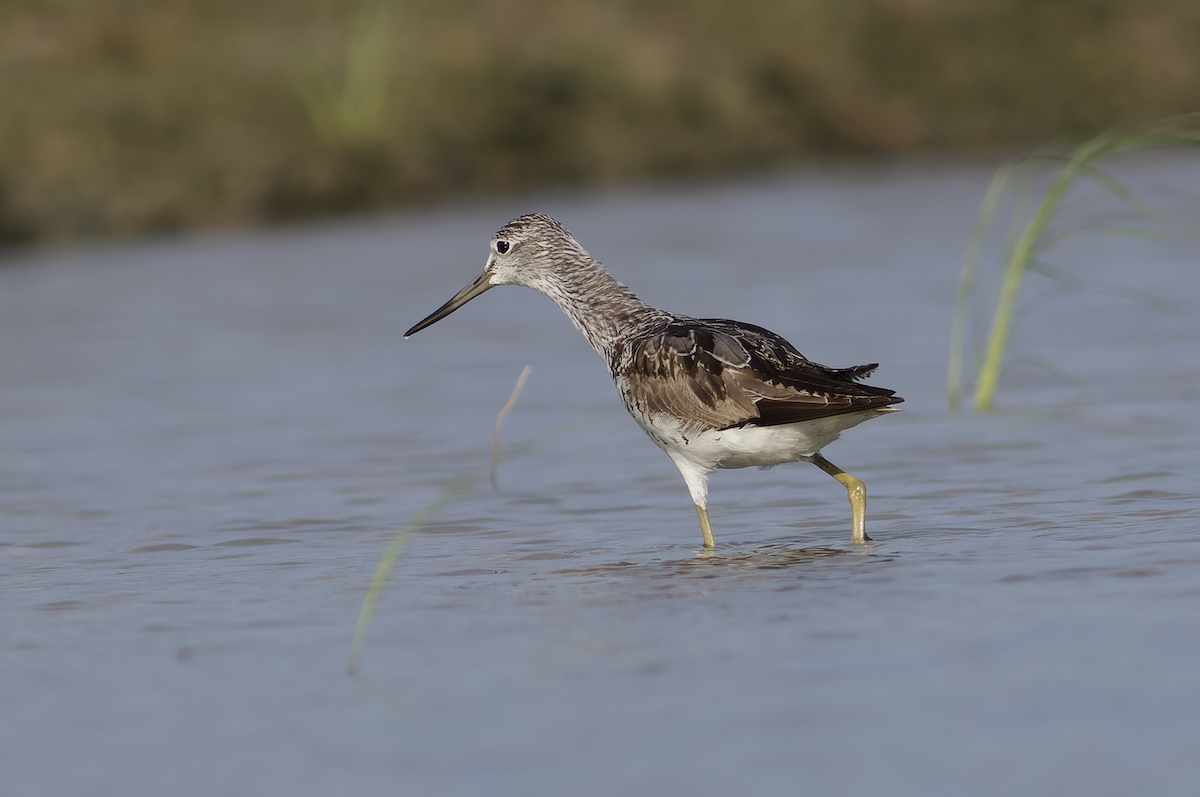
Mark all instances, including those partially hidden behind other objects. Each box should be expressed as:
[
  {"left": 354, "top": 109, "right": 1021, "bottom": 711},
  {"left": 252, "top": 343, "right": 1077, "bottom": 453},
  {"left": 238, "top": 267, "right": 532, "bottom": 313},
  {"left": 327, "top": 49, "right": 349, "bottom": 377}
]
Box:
[{"left": 495, "top": 240, "right": 510, "bottom": 254}]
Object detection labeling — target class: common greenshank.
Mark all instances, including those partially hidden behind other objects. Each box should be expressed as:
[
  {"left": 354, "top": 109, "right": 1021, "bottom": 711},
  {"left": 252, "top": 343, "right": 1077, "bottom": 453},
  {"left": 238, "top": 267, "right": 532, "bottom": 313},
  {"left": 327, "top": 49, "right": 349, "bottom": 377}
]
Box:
[{"left": 406, "top": 213, "right": 902, "bottom": 548}]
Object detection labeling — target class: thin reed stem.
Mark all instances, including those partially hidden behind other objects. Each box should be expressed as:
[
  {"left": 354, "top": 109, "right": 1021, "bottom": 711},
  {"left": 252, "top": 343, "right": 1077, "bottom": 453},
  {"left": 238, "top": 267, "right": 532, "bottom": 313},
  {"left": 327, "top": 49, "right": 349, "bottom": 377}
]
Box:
[
  {"left": 951, "top": 116, "right": 1200, "bottom": 411},
  {"left": 348, "top": 364, "right": 533, "bottom": 676}
]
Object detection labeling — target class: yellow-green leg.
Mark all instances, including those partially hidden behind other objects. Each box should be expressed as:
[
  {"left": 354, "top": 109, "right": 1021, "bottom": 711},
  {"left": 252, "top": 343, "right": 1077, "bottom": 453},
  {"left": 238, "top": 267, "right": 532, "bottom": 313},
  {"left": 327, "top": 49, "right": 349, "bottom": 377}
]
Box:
[
  {"left": 811, "top": 454, "right": 871, "bottom": 543},
  {"left": 695, "top": 504, "right": 716, "bottom": 549}
]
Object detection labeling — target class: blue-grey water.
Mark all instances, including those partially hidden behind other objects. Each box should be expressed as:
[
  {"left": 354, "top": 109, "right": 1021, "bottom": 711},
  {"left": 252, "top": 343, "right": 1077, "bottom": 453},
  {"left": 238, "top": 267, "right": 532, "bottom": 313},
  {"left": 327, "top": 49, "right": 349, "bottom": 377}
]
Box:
[{"left": 3, "top": 157, "right": 1199, "bottom": 796}]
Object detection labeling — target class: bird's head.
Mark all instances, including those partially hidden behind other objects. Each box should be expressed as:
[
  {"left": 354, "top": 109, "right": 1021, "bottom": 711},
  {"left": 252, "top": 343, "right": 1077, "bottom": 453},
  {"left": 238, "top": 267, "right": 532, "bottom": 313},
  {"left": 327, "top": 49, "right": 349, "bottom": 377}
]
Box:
[{"left": 404, "top": 213, "right": 589, "bottom": 337}]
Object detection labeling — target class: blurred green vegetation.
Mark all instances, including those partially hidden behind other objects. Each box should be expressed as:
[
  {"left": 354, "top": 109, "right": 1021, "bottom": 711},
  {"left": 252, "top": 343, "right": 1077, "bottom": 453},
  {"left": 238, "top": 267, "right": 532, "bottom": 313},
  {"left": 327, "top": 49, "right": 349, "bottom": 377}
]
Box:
[
  {"left": 1, "top": 0, "right": 1199, "bottom": 242},
  {"left": 947, "top": 115, "right": 1200, "bottom": 412}
]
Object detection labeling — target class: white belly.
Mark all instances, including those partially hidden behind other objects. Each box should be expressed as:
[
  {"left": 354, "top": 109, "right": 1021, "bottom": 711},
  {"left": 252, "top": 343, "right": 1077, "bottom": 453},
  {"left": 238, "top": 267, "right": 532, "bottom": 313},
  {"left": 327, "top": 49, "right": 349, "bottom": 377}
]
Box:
[{"left": 639, "top": 410, "right": 888, "bottom": 472}]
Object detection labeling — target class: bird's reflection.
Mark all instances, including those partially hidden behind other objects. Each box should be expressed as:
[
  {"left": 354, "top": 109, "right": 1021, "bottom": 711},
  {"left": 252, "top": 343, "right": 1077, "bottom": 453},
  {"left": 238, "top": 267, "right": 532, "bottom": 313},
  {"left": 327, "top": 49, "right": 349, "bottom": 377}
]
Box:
[{"left": 551, "top": 541, "right": 886, "bottom": 581}]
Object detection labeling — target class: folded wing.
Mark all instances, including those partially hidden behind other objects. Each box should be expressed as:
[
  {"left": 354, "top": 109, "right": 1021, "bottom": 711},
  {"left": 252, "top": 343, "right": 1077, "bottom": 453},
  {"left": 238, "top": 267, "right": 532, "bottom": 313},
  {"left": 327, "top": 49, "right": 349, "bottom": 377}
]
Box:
[{"left": 625, "top": 319, "right": 903, "bottom": 432}]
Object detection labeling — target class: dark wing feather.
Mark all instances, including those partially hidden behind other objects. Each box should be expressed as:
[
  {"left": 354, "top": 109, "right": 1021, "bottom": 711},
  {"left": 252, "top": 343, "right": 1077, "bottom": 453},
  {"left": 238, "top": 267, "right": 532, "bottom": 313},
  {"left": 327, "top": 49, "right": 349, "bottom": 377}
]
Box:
[{"left": 625, "top": 319, "right": 903, "bottom": 432}]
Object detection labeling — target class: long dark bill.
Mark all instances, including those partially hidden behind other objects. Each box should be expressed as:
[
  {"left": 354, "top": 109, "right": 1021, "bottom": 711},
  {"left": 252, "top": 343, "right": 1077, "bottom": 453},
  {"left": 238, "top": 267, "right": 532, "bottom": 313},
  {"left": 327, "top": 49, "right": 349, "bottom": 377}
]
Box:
[{"left": 404, "top": 270, "right": 494, "bottom": 338}]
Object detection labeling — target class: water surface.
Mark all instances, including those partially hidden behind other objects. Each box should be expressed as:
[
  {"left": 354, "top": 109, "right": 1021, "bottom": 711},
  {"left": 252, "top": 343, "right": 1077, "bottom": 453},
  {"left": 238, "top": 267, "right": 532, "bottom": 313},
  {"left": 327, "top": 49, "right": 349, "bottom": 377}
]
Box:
[{"left": 3, "top": 158, "right": 1199, "bottom": 795}]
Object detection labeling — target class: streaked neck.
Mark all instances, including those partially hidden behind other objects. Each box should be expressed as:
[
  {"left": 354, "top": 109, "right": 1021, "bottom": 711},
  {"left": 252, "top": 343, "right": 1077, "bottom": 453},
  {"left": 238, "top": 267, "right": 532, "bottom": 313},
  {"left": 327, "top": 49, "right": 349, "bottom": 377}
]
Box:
[{"left": 537, "top": 260, "right": 667, "bottom": 364}]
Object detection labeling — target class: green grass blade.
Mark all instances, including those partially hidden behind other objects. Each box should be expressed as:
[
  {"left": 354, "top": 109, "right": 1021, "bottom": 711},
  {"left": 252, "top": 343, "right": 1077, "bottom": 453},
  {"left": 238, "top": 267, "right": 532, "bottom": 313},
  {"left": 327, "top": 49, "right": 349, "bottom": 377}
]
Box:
[
  {"left": 948, "top": 161, "right": 1015, "bottom": 410},
  {"left": 296, "top": 0, "right": 397, "bottom": 148},
  {"left": 959, "top": 118, "right": 1200, "bottom": 411},
  {"left": 347, "top": 467, "right": 482, "bottom": 677},
  {"left": 348, "top": 365, "right": 534, "bottom": 676},
  {"left": 971, "top": 131, "right": 1122, "bottom": 410}
]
